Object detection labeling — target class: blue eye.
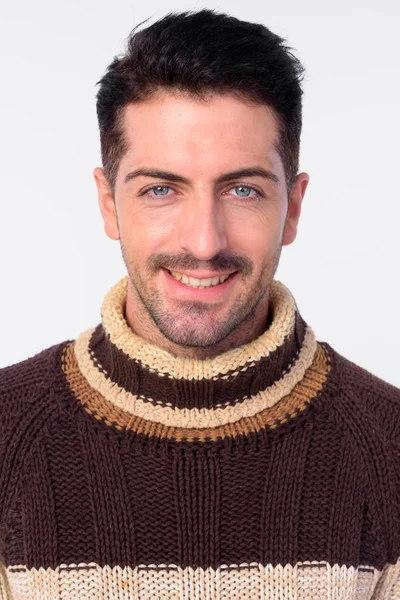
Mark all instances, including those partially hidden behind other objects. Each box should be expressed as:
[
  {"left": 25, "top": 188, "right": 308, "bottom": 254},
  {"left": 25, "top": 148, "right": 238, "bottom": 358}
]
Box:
[
  {"left": 148, "top": 185, "right": 170, "bottom": 196},
  {"left": 233, "top": 185, "right": 255, "bottom": 197},
  {"left": 230, "top": 185, "right": 262, "bottom": 200}
]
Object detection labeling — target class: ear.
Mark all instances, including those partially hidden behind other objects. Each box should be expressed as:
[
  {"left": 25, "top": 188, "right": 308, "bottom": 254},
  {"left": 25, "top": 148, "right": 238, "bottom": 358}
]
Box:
[
  {"left": 282, "top": 172, "right": 310, "bottom": 246},
  {"left": 93, "top": 167, "right": 120, "bottom": 241}
]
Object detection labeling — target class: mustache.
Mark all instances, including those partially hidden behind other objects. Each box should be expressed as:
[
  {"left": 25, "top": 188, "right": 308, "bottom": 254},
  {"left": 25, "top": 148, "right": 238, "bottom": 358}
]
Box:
[{"left": 148, "top": 251, "right": 253, "bottom": 276}]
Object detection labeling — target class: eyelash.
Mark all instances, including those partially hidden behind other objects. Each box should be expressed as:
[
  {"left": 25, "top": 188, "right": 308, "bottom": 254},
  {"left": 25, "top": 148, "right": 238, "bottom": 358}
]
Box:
[{"left": 139, "top": 183, "right": 263, "bottom": 200}]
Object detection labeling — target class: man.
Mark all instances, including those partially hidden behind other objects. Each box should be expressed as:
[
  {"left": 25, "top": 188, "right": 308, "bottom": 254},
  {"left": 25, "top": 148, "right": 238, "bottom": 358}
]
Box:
[{"left": 0, "top": 8, "right": 399, "bottom": 599}]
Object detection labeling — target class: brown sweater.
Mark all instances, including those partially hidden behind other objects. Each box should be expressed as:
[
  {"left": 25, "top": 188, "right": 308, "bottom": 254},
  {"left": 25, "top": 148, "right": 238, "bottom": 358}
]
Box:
[{"left": 0, "top": 276, "right": 399, "bottom": 599}]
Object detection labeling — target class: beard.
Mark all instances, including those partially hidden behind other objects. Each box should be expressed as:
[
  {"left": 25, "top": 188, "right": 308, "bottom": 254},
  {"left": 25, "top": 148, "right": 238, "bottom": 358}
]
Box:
[{"left": 119, "top": 241, "right": 282, "bottom": 349}]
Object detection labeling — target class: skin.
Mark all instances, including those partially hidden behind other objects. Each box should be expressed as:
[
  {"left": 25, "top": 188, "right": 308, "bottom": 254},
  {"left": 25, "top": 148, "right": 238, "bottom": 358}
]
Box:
[{"left": 94, "top": 90, "right": 309, "bottom": 359}]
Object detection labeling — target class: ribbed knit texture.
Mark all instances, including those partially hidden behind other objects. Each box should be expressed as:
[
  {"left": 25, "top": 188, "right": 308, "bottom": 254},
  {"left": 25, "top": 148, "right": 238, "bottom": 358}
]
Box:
[{"left": 0, "top": 275, "right": 399, "bottom": 599}]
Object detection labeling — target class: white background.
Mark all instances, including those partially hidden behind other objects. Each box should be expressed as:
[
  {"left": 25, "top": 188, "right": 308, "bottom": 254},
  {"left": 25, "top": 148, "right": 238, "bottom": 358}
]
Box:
[{"left": 1, "top": 0, "right": 399, "bottom": 386}]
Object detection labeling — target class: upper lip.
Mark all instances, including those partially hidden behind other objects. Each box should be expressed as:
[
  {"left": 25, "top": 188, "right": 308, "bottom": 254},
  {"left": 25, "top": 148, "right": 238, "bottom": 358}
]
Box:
[{"left": 165, "top": 268, "right": 236, "bottom": 279}]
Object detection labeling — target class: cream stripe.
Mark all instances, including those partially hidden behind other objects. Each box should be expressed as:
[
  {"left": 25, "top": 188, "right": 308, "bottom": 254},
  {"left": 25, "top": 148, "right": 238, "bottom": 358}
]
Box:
[
  {"left": 100, "top": 276, "right": 297, "bottom": 379},
  {"left": 74, "top": 325, "right": 317, "bottom": 429},
  {"left": 3, "top": 560, "right": 389, "bottom": 600}
]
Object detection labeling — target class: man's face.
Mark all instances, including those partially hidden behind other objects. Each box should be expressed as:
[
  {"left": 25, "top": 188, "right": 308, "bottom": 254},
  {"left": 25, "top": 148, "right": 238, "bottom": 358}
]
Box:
[{"left": 95, "top": 91, "right": 308, "bottom": 349}]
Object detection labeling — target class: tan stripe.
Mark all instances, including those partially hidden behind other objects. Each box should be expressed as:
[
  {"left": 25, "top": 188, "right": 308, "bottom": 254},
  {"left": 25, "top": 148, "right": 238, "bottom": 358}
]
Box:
[
  {"left": 73, "top": 325, "right": 317, "bottom": 429},
  {"left": 63, "top": 338, "right": 328, "bottom": 441},
  {"left": 0, "top": 561, "right": 12, "bottom": 600},
  {"left": 3, "top": 560, "right": 388, "bottom": 600},
  {"left": 100, "top": 276, "right": 297, "bottom": 379},
  {"left": 371, "top": 557, "right": 400, "bottom": 598}
]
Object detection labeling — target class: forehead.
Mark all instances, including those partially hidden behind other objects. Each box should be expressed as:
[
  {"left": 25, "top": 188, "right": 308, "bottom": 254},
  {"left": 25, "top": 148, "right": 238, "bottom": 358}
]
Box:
[{"left": 118, "top": 91, "right": 282, "bottom": 177}]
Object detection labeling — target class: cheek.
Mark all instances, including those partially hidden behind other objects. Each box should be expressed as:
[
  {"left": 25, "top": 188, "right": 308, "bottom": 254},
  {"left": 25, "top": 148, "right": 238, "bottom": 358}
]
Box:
[
  {"left": 227, "top": 207, "right": 284, "bottom": 260},
  {"left": 119, "top": 204, "right": 177, "bottom": 253}
]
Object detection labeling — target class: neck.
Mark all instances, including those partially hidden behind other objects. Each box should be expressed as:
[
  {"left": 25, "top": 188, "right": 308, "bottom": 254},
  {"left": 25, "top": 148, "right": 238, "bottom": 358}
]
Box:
[
  {"left": 124, "top": 278, "right": 272, "bottom": 359},
  {"left": 68, "top": 275, "right": 322, "bottom": 434}
]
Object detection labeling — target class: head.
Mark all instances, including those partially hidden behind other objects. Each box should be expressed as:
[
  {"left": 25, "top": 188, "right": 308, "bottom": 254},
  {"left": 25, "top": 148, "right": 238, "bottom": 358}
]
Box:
[{"left": 94, "top": 9, "right": 309, "bottom": 356}]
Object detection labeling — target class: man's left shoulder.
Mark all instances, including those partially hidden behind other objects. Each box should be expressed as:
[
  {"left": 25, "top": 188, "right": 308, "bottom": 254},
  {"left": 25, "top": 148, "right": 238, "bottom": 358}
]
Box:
[
  {"left": 325, "top": 345, "right": 400, "bottom": 568},
  {"left": 327, "top": 343, "right": 400, "bottom": 440}
]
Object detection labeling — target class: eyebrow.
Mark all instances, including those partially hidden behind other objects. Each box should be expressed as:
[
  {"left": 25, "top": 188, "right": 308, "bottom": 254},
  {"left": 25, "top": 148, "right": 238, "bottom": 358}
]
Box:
[{"left": 123, "top": 167, "right": 280, "bottom": 186}]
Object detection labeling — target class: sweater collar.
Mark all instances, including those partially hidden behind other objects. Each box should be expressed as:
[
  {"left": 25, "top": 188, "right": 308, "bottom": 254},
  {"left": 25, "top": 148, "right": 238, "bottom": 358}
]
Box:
[{"left": 69, "top": 275, "right": 319, "bottom": 432}]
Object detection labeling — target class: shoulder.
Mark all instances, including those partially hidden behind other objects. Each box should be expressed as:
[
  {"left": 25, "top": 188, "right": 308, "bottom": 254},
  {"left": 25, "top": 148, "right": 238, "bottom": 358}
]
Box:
[
  {"left": 0, "top": 341, "right": 72, "bottom": 414},
  {"left": 325, "top": 344, "right": 400, "bottom": 564},
  {"left": 0, "top": 339, "right": 75, "bottom": 430},
  {"left": 327, "top": 344, "right": 400, "bottom": 441},
  {"left": 0, "top": 342, "right": 64, "bottom": 390},
  {"left": 0, "top": 340, "right": 73, "bottom": 519}
]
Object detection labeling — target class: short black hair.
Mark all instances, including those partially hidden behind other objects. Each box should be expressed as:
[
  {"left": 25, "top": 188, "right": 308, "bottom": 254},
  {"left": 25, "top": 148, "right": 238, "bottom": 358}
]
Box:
[{"left": 96, "top": 9, "right": 306, "bottom": 194}]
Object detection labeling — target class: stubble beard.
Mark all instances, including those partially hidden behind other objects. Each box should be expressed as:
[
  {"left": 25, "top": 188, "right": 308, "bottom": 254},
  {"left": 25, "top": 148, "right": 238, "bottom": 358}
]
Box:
[{"left": 120, "top": 242, "right": 282, "bottom": 349}]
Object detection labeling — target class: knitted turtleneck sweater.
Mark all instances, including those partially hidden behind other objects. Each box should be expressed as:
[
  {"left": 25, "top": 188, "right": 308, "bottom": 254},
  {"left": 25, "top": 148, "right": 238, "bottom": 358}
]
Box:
[{"left": 0, "top": 276, "right": 399, "bottom": 600}]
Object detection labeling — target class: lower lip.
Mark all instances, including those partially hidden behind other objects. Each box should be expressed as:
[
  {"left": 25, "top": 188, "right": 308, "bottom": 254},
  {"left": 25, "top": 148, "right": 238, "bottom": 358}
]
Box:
[{"left": 161, "top": 268, "right": 238, "bottom": 300}]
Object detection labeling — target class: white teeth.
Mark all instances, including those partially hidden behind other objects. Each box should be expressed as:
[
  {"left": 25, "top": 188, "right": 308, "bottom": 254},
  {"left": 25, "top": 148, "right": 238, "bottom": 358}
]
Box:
[{"left": 169, "top": 270, "right": 231, "bottom": 288}]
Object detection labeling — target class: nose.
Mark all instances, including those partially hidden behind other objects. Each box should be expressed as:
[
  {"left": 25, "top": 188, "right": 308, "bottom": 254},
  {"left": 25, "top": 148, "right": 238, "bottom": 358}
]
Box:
[{"left": 177, "top": 191, "right": 228, "bottom": 260}]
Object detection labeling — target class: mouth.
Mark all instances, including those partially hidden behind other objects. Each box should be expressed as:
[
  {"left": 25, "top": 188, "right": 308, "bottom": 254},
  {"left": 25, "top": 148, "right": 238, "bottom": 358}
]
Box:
[
  {"left": 166, "top": 269, "right": 236, "bottom": 289},
  {"left": 160, "top": 267, "right": 239, "bottom": 302}
]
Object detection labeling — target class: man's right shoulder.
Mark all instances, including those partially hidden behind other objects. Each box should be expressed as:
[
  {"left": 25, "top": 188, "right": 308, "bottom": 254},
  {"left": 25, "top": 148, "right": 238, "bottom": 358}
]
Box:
[
  {"left": 0, "top": 340, "right": 72, "bottom": 413},
  {"left": 0, "top": 341, "right": 74, "bottom": 522}
]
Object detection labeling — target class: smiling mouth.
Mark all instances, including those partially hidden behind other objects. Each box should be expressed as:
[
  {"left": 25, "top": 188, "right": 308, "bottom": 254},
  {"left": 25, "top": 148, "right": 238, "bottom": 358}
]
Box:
[{"left": 167, "top": 269, "right": 236, "bottom": 289}]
